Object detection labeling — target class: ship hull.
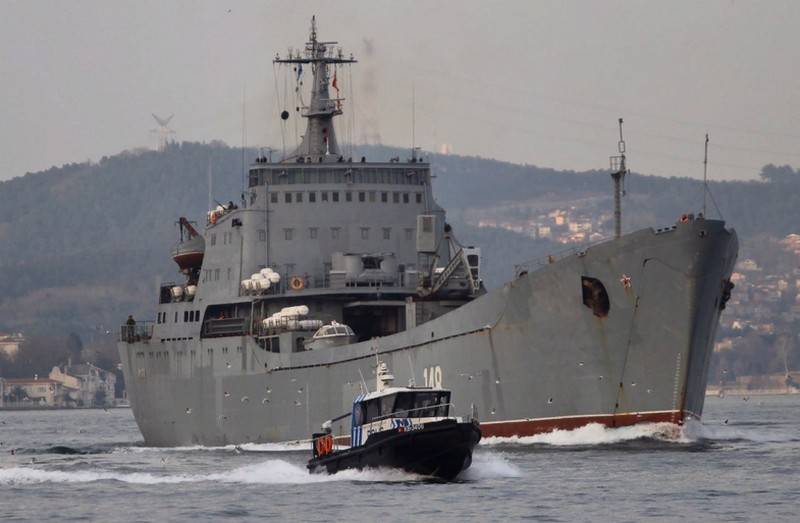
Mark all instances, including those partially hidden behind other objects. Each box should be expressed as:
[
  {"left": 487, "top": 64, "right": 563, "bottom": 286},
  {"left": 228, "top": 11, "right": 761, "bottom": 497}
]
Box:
[{"left": 119, "top": 218, "right": 737, "bottom": 446}]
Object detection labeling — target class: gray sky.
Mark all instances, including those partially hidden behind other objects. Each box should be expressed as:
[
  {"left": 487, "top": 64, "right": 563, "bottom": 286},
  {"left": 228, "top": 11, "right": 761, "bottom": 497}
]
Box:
[{"left": 1, "top": 0, "right": 799, "bottom": 182}]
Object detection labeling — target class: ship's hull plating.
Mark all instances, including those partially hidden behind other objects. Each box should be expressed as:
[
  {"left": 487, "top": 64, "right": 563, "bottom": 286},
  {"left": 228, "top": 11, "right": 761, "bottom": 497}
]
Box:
[{"left": 119, "top": 219, "right": 737, "bottom": 446}]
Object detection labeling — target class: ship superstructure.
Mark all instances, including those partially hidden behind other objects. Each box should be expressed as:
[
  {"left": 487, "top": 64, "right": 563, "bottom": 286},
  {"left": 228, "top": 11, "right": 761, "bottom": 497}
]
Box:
[{"left": 119, "top": 19, "right": 738, "bottom": 446}]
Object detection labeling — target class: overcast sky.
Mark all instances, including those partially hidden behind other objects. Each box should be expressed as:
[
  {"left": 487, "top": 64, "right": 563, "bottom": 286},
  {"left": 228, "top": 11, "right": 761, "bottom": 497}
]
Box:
[{"left": 1, "top": 0, "right": 799, "bottom": 182}]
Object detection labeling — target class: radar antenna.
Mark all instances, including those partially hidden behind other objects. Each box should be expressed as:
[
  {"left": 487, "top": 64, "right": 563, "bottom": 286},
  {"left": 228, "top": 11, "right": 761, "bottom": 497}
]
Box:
[{"left": 609, "top": 118, "right": 628, "bottom": 239}]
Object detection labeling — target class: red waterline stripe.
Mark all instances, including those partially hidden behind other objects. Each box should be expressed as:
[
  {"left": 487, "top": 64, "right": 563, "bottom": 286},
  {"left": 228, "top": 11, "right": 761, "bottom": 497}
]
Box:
[
  {"left": 330, "top": 411, "right": 684, "bottom": 446},
  {"left": 480, "top": 411, "right": 684, "bottom": 438}
]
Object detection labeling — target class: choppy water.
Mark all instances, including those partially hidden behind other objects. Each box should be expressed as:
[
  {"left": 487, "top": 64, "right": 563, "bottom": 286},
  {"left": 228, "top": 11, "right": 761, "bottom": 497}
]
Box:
[{"left": 1, "top": 395, "right": 799, "bottom": 522}]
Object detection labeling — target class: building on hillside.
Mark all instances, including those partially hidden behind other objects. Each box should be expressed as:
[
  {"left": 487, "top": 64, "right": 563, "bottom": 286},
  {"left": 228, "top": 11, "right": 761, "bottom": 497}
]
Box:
[
  {"left": 48, "top": 366, "right": 83, "bottom": 405},
  {"left": 0, "top": 333, "right": 24, "bottom": 360},
  {"left": 737, "top": 259, "right": 761, "bottom": 272},
  {"left": 1, "top": 377, "right": 75, "bottom": 407},
  {"left": 63, "top": 363, "right": 116, "bottom": 407}
]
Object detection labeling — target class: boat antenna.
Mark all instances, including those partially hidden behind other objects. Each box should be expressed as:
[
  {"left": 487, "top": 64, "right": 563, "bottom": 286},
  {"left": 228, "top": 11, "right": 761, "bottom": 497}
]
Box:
[
  {"left": 357, "top": 367, "right": 368, "bottom": 394},
  {"left": 406, "top": 354, "right": 417, "bottom": 387},
  {"left": 411, "top": 83, "right": 416, "bottom": 161},
  {"left": 609, "top": 118, "right": 628, "bottom": 239},
  {"left": 241, "top": 86, "right": 247, "bottom": 198},
  {"left": 702, "top": 133, "right": 709, "bottom": 216},
  {"left": 207, "top": 158, "right": 213, "bottom": 212}
]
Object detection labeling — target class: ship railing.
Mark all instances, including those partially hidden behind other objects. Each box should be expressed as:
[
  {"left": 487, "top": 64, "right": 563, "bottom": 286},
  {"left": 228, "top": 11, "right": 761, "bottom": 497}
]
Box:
[
  {"left": 513, "top": 238, "right": 609, "bottom": 278},
  {"left": 240, "top": 272, "right": 414, "bottom": 297},
  {"left": 119, "top": 322, "right": 154, "bottom": 343}
]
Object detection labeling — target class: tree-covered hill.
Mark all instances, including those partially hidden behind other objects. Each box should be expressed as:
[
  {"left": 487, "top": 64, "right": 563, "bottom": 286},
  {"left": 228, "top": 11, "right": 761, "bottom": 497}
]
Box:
[{"left": 1, "top": 141, "right": 798, "bottom": 341}]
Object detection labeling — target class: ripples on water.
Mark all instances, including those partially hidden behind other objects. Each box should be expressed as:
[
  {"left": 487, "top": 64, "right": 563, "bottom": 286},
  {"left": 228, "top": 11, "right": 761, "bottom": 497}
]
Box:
[{"left": 1, "top": 396, "right": 799, "bottom": 522}]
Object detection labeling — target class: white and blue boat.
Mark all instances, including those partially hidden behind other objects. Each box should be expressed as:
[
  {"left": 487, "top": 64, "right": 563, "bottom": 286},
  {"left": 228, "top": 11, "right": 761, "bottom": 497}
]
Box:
[{"left": 307, "top": 362, "right": 481, "bottom": 480}]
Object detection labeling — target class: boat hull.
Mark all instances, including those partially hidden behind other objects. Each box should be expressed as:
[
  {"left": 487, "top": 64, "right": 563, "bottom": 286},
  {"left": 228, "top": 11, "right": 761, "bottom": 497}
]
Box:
[
  {"left": 119, "top": 218, "right": 737, "bottom": 446},
  {"left": 308, "top": 419, "right": 481, "bottom": 480}
]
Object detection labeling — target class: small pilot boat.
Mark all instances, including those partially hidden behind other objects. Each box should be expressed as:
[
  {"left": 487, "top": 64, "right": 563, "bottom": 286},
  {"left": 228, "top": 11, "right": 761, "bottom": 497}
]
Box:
[{"left": 307, "top": 361, "right": 481, "bottom": 481}]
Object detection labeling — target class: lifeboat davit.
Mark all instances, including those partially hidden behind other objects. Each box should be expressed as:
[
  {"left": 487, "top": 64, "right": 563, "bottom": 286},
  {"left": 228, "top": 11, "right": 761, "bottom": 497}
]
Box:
[{"left": 172, "top": 217, "right": 205, "bottom": 272}]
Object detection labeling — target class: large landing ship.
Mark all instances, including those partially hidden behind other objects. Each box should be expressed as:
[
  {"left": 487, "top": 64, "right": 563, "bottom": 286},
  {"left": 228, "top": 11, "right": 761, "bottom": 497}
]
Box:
[{"left": 119, "top": 18, "right": 738, "bottom": 446}]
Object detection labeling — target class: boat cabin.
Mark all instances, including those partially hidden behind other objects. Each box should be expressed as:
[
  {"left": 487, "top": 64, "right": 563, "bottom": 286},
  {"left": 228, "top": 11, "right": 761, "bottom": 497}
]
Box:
[{"left": 350, "top": 387, "right": 453, "bottom": 446}]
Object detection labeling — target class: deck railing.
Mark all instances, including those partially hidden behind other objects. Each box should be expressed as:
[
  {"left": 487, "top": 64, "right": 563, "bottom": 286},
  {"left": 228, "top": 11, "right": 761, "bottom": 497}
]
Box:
[{"left": 119, "top": 322, "right": 154, "bottom": 343}]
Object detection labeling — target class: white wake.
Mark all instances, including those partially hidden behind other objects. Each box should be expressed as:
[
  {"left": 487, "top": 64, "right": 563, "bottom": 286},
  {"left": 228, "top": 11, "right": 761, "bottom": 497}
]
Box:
[
  {"left": 0, "top": 459, "right": 421, "bottom": 486},
  {"left": 480, "top": 422, "right": 685, "bottom": 446}
]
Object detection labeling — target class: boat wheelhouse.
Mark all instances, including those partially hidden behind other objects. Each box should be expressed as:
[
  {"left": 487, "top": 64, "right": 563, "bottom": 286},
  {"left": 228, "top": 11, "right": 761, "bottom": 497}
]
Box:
[{"left": 308, "top": 362, "right": 480, "bottom": 480}]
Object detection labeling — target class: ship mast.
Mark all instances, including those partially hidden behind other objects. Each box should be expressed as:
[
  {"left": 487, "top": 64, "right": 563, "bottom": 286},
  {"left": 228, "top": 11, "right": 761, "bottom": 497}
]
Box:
[
  {"left": 609, "top": 118, "right": 628, "bottom": 240},
  {"left": 274, "top": 16, "right": 356, "bottom": 162}
]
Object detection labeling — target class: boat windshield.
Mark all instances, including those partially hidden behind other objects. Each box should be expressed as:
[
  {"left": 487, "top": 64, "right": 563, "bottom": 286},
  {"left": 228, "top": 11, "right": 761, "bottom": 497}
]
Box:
[
  {"left": 357, "top": 391, "right": 451, "bottom": 424},
  {"left": 314, "top": 324, "right": 355, "bottom": 338}
]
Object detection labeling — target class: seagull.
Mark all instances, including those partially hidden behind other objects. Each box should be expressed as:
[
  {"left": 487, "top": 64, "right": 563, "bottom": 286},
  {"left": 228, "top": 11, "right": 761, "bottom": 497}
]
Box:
[
  {"left": 224, "top": 391, "right": 231, "bottom": 398},
  {"left": 723, "top": 419, "right": 729, "bottom": 425},
  {"left": 185, "top": 408, "right": 192, "bottom": 415}
]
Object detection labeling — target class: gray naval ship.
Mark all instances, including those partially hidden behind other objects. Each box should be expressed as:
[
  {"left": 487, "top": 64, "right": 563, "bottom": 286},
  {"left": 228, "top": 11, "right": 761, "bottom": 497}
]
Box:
[{"left": 119, "top": 18, "right": 738, "bottom": 446}]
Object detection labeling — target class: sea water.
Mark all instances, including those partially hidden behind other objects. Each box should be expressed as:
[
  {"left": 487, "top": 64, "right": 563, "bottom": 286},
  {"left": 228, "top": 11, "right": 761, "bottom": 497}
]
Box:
[{"left": 1, "top": 395, "right": 798, "bottom": 522}]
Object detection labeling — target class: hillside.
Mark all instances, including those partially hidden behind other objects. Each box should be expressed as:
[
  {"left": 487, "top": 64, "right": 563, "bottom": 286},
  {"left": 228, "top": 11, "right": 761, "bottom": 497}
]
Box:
[{"left": 0, "top": 143, "right": 799, "bottom": 355}]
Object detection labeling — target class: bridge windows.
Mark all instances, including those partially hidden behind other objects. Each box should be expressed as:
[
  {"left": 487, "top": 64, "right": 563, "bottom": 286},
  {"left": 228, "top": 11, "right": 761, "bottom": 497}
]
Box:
[
  {"left": 331, "top": 227, "right": 341, "bottom": 240},
  {"left": 369, "top": 191, "right": 376, "bottom": 202},
  {"left": 361, "top": 227, "right": 370, "bottom": 240},
  {"left": 381, "top": 192, "right": 388, "bottom": 203},
  {"left": 258, "top": 229, "right": 266, "bottom": 241},
  {"left": 416, "top": 193, "right": 423, "bottom": 204},
  {"left": 403, "top": 193, "right": 409, "bottom": 203},
  {"left": 309, "top": 191, "right": 316, "bottom": 202},
  {"left": 321, "top": 191, "right": 329, "bottom": 202},
  {"left": 393, "top": 192, "right": 400, "bottom": 203},
  {"left": 285, "top": 193, "right": 292, "bottom": 203},
  {"left": 405, "top": 228, "right": 414, "bottom": 240},
  {"left": 345, "top": 191, "right": 352, "bottom": 202},
  {"left": 270, "top": 192, "right": 278, "bottom": 204},
  {"left": 309, "top": 227, "right": 318, "bottom": 239},
  {"left": 332, "top": 191, "right": 340, "bottom": 202},
  {"left": 284, "top": 228, "right": 294, "bottom": 241},
  {"left": 295, "top": 192, "right": 303, "bottom": 203},
  {"left": 358, "top": 191, "right": 365, "bottom": 202},
  {"left": 383, "top": 227, "right": 391, "bottom": 240}
]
